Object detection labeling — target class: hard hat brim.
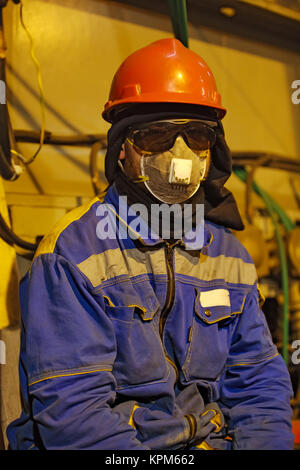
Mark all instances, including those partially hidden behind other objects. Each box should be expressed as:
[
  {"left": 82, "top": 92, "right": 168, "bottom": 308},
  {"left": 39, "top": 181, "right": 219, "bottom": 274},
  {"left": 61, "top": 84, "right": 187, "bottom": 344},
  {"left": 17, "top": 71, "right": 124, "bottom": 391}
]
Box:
[{"left": 103, "top": 95, "right": 226, "bottom": 123}]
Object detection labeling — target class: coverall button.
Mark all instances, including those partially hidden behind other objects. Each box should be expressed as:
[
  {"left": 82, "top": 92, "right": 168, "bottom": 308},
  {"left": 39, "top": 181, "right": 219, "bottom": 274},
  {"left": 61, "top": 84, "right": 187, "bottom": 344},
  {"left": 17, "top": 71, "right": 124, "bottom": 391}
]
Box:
[{"left": 204, "top": 309, "right": 212, "bottom": 317}]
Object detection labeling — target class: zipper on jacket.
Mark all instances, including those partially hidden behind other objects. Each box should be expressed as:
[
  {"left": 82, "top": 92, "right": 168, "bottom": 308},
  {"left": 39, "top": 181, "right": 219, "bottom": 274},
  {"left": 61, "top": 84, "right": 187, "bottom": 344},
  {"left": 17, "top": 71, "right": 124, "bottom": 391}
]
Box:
[{"left": 159, "top": 240, "right": 180, "bottom": 381}]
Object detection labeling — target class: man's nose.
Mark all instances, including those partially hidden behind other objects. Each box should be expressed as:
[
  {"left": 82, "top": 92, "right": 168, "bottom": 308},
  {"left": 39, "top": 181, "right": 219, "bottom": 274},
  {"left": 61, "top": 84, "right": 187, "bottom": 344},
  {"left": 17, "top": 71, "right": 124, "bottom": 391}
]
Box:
[{"left": 170, "top": 135, "right": 195, "bottom": 157}]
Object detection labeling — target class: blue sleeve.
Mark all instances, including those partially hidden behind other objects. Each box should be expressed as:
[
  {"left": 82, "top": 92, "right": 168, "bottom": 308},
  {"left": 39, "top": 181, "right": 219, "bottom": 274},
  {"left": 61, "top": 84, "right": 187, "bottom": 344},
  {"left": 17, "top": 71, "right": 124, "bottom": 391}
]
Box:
[
  {"left": 220, "top": 284, "right": 294, "bottom": 450},
  {"left": 19, "top": 253, "right": 149, "bottom": 450}
]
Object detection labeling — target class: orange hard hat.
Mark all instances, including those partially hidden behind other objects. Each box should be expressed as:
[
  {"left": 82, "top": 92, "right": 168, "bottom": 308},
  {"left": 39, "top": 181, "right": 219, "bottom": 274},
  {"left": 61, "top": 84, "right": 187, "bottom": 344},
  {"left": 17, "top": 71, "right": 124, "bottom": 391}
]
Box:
[{"left": 102, "top": 38, "right": 226, "bottom": 123}]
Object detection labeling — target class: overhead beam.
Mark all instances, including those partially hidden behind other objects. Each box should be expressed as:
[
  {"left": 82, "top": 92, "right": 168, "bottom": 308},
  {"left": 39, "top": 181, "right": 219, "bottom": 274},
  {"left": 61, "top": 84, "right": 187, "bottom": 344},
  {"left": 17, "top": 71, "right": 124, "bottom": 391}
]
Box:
[{"left": 116, "top": 0, "right": 300, "bottom": 54}]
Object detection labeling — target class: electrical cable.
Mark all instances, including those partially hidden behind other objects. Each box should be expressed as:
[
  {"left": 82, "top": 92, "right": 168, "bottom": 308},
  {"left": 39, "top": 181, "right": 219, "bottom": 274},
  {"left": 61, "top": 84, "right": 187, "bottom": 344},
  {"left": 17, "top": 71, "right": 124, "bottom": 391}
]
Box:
[
  {"left": 0, "top": 0, "right": 45, "bottom": 179},
  {"left": 10, "top": 0, "right": 46, "bottom": 165}
]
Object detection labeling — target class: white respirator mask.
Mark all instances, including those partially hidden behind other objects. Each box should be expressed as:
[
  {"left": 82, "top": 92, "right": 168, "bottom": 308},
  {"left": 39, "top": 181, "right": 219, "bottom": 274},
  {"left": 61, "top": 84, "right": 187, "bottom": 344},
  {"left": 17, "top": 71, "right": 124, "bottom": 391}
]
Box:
[{"left": 140, "top": 136, "right": 210, "bottom": 204}]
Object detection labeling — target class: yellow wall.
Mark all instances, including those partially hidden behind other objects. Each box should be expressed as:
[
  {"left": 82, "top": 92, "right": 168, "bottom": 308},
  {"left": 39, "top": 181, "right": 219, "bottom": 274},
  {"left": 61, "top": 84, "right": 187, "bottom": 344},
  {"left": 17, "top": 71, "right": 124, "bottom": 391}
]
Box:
[
  {"left": 0, "top": 178, "right": 20, "bottom": 329},
  {"left": 1, "top": 0, "right": 300, "bottom": 228}
]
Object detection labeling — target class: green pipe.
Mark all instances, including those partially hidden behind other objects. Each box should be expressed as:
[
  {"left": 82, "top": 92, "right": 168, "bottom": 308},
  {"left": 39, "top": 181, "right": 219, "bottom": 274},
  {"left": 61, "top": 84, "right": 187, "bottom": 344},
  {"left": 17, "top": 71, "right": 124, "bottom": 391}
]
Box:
[
  {"left": 234, "top": 167, "right": 290, "bottom": 364},
  {"left": 254, "top": 186, "right": 295, "bottom": 233},
  {"left": 233, "top": 167, "right": 295, "bottom": 232},
  {"left": 167, "top": 0, "right": 189, "bottom": 48}
]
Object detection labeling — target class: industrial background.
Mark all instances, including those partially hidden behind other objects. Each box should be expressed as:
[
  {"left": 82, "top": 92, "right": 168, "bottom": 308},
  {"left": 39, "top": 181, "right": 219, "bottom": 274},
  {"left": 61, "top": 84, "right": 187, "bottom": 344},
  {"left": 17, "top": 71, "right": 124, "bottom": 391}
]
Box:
[{"left": 1, "top": 0, "right": 300, "bottom": 449}]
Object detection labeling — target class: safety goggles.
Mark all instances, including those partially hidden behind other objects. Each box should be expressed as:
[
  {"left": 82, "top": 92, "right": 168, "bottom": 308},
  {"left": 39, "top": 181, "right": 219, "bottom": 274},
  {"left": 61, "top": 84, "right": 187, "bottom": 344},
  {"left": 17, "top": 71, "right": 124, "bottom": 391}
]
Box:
[{"left": 126, "top": 119, "right": 217, "bottom": 155}]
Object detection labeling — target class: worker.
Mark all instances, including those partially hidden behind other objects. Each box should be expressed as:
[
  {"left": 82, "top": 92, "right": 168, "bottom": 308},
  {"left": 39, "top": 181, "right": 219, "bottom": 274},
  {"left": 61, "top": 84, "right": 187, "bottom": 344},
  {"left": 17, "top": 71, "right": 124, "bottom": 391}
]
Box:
[{"left": 7, "top": 38, "right": 294, "bottom": 450}]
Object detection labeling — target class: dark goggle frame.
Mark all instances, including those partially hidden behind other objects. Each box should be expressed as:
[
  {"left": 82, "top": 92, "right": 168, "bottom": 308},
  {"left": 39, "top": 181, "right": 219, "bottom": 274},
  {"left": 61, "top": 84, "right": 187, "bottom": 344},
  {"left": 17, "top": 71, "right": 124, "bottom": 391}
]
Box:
[{"left": 126, "top": 119, "right": 217, "bottom": 156}]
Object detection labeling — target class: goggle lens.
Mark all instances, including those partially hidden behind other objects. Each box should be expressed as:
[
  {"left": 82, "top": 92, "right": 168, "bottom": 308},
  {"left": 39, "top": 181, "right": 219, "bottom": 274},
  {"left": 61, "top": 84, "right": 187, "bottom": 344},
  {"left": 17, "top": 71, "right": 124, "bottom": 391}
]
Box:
[{"left": 127, "top": 120, "right": 216, "bottom": 155}]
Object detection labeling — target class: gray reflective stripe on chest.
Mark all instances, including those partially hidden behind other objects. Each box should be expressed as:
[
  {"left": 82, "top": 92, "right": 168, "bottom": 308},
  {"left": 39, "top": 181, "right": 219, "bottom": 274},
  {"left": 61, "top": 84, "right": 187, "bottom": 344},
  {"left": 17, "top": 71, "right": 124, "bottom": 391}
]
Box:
[
  {"left": 76, "top": 247, "right": 167, "bottom": 287},
  {"left": 174, "top": 249, "right": 257, "bottom": 286}
]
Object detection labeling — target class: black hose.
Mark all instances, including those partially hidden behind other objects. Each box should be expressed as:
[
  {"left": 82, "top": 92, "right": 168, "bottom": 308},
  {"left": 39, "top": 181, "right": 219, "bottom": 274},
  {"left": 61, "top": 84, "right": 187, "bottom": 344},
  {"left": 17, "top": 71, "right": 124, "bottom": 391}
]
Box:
[
  {"left": 89, "top": 140, "right": 107, "bottom": 195},
  {"left": 232, "top": 152, "right": 300, "bottom": 173},
  {"left": 0, "top": 211, "right": 38, "bottom": 251},
  {"left": 14, "top": 129, "right": 107, "bottom": 147},
  {"left": 0, "top": 7, "right": 17, "bottom": 180},
  {"left": 0, "top": 145, "right": 17, "bottom": 179}
]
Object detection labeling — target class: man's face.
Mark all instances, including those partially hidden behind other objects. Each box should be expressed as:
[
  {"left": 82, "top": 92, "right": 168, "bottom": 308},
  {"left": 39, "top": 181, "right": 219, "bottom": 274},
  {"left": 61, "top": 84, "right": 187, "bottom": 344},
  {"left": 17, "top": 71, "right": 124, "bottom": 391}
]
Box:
[{"left": 118, "top": 119, "right": 216, "bottom": 204}]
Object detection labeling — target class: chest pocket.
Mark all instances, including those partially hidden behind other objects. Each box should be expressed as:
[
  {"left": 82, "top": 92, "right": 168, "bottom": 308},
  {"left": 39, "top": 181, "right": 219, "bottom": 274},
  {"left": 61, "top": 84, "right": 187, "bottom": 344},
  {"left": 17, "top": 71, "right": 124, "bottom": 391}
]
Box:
[
  {"left": 182, "top": 287, "right": 246, "bottom": 382},
  {"left": 102, "top": 281, "right": 168, "bottom": 389}
]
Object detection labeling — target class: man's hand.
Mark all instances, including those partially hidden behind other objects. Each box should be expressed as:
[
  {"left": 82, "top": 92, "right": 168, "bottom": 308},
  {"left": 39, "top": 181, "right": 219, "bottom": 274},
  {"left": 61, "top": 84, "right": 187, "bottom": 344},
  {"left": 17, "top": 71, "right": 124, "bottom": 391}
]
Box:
[{"left": 185, "top": 402, "right": 225, "bottom": 447}]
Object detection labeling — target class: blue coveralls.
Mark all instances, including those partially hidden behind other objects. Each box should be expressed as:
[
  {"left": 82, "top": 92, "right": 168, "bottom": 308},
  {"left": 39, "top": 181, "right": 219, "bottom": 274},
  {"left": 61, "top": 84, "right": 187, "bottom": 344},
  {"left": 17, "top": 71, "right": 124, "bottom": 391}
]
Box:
[{"left": 7, "top": 184, "right": 294, "bottom": 449}]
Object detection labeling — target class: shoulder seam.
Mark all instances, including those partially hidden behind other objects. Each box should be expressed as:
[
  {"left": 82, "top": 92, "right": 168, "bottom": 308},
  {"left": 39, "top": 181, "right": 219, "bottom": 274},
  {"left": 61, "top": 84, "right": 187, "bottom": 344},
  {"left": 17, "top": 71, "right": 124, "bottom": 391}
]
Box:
[
  {"left": 29, "top": 252, "right": 99, "bottom": 292},
  {"left": 34, "top": 196, "right": 101, "bottom": 258}
]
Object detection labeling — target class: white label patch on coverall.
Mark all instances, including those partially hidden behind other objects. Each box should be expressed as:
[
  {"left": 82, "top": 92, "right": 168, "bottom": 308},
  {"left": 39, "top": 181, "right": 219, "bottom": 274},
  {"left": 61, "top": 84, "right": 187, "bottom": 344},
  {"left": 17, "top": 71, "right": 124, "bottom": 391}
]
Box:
[{"left": 200, "top": 289, "right": 231, "bottom": 307}]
